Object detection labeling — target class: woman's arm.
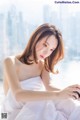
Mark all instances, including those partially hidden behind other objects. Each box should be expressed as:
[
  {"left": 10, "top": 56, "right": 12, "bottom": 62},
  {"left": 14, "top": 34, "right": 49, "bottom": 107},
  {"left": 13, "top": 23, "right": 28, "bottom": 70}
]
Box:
[
  {"left": 3, "top": 57, "right": 22, "bottom": 96},
  {"left": 4, "top": 57, "right": 80, "bottom": 102},
  {"left": 41, "top": 66, "right": 80, "bottom": 100},
  {"left": 3, "top": 57, "right": 59, "bottom": 102},
  {"left": 3, "top": 75, "right": 9, "bottom": 96},
  {"left": 40, "top": 67, "right": 60, "bottom": 91}
]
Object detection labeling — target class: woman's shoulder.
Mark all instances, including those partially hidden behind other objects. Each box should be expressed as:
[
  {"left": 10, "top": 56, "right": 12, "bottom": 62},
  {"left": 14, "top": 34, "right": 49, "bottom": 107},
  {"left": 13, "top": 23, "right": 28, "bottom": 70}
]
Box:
[
  {"left": 4, "top": 55, "right": 15, "bottom": 63},
  {"left": 3, "top": 54, "right": 20, "bottom": 66},
  {"left": 5, "top": 52, "right": 22, "bottom": 61}
]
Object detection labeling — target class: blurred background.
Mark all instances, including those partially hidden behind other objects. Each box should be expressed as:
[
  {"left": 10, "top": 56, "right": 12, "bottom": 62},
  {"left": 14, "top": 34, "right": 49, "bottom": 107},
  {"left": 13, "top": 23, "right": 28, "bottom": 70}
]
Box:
[{"left": 0, "top": 0, "right": 80, "bottom": 102}]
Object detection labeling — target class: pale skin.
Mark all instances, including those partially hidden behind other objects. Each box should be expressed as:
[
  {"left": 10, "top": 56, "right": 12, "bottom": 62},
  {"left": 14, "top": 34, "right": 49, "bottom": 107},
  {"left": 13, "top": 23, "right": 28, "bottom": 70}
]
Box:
[{"left": 3, "top": 35, "right": 80, "bottom": 102}]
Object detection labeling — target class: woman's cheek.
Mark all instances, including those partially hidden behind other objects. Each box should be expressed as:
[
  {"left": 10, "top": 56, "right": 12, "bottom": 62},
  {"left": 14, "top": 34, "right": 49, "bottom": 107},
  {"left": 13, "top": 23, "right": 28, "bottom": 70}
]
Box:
[{"left": 48, "top": 52, "right": 52, "bottom": 56}]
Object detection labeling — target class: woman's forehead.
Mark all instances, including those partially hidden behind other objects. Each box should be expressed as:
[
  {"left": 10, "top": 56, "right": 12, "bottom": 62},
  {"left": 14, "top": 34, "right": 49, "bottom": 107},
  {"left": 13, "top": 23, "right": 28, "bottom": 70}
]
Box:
[
  {"left": 45, "top": 35, "right": 58, "bottom": 45},
  {"left": 39, "top": 35, "right": 58, "bottom": 48},
  {"left": 47, "top": 36, "right": 58, "bottom": 48},
  {"left": 46, "top": 35, "right": 57, "bottom": 42}
]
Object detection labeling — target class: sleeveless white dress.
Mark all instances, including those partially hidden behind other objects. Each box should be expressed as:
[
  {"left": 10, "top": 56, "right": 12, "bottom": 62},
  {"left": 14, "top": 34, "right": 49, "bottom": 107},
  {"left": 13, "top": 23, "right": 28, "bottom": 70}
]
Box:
[{"left": 1, "top": 76, "right": 80, "bottom": 120}]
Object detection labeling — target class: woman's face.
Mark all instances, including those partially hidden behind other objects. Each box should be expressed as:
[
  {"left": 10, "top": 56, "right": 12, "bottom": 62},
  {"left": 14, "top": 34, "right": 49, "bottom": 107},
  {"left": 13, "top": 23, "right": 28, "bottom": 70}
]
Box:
[{"left": 35, "top": 35, "right": 58, "bottom": 61}]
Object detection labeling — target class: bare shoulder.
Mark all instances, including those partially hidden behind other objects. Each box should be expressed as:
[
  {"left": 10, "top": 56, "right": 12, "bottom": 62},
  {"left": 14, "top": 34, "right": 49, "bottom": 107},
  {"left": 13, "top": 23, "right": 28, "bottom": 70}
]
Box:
[
  {"left": 4, "top": 54, "right": 21, "bottom": 67},
  {"left": 4, "top": 56, "right": 15, "bottom": 64}
]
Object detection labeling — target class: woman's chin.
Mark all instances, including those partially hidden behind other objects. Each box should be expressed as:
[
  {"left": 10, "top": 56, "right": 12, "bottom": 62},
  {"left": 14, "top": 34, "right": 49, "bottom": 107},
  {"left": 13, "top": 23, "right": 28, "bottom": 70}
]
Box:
[
  {"left": 37, "top": 58, "right": 44, "bottom": 62},
  {"left": 39, "top": 59, "right": 44, "bottom": 62}
]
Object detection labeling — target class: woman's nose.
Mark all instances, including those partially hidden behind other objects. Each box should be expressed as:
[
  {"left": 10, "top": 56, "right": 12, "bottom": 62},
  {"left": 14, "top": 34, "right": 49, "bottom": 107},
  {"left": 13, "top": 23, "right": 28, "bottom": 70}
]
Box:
[{"left": 43, "top": 49, "right": 49, "bottom": 55}]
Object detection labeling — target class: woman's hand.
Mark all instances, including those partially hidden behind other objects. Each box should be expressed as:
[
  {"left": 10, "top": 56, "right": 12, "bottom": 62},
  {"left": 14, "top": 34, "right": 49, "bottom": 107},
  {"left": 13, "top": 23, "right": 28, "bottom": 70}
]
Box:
[{"left": 58, "top": 84, "right": 80, "bottom": 100}]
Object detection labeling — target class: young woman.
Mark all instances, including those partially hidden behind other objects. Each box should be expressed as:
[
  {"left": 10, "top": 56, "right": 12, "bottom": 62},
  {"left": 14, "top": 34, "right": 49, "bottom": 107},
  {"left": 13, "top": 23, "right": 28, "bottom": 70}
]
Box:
[{"left": 1, "top": 23, "right": 80, "bottom": 120}]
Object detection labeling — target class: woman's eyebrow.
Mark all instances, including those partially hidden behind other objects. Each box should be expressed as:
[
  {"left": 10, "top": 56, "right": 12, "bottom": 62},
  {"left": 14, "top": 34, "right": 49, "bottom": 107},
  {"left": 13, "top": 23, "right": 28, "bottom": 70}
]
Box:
[
  {"left": 45, "top": 41, "right": 54, "bottom": 50},
  {"left": 45, "top": 41, "right": 50, "bottom": 46}
]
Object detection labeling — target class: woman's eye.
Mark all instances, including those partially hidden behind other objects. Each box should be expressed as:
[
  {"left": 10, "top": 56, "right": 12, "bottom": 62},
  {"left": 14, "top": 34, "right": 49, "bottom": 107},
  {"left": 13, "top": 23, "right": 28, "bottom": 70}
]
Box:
[
  {"left": 50, "top": 48, "right": 54, "bottom": 52},
  {"left": 43, "top": 43, "right": 47, "bottom": 47},
  {"left": 50, "top": 49, "right": 53, "bottom": 52}
]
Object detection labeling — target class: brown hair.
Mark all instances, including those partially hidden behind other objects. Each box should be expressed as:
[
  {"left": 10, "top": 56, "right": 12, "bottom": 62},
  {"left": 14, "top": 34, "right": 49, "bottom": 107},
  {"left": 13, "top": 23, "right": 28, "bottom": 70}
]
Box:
[{"left": 18, "top": 23, "right": 64, "bottom": 73}]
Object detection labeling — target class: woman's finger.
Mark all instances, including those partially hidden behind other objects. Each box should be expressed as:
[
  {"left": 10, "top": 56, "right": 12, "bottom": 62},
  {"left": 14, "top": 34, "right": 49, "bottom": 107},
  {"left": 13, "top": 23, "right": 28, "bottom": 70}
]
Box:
[
  {"left": 69, "top": 84, "right": 80, "bottom": 89},
  {"left": 73, "top": 91, "right": 80, "bottom": 98}
]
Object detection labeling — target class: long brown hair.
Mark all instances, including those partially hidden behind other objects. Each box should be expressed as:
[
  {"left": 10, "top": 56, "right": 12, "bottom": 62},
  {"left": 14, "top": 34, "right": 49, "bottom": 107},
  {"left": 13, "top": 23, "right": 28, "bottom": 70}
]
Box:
[{"left": 18, "top": 23, "right": 64, "bottom": 73}]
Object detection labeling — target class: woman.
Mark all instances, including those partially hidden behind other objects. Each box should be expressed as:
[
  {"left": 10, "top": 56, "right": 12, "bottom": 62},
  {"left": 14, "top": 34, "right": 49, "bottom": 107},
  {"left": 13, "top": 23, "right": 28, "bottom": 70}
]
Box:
[{"left": 1, "top": 23, "right": 80, "bottom": 120}]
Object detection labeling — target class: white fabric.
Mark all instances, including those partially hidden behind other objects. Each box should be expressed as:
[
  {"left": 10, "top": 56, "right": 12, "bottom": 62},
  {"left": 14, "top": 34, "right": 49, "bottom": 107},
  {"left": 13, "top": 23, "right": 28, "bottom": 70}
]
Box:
[{"left": 1, "top": 76, "right": 80, "bottom": 120}]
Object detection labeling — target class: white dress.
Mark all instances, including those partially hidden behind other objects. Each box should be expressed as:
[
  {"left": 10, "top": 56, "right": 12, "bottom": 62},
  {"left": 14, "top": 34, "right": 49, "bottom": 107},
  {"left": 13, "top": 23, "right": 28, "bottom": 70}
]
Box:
[{"left": 1, "top": 76, "right": 80, "bottom": 120}]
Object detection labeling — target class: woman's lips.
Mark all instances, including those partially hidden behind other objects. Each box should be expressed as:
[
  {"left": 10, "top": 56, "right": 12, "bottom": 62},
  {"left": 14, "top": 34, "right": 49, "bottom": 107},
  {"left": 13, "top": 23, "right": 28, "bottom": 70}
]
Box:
[{"left": 40, "top": 55, "right": 44, "bottom": 59}]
